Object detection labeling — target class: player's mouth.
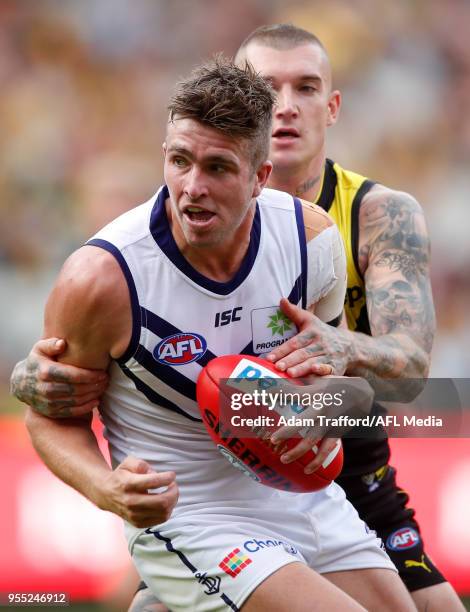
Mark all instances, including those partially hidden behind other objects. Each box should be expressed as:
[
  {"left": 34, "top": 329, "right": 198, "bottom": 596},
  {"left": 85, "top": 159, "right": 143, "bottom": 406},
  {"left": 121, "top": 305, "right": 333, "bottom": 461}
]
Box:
[
  {"left": 272, "top": 127, "right": 300, "bottom": 145},
  {"left": 183, "top": 206, "right": 216, "bottom": 228}
]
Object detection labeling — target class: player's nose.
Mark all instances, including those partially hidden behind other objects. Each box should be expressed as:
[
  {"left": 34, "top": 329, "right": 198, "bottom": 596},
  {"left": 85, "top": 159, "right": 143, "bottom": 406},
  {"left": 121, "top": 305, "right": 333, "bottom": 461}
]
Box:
[
  {"left": 183, "top": 167, "right": 208, "bottom": 201},
  {"left": 275, "top": 87, "right": 299, "bottom": 119}
]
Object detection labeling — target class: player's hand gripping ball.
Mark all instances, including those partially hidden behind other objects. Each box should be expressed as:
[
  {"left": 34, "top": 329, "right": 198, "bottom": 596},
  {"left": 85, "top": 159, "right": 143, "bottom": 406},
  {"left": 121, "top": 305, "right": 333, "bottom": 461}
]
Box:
[{"left": 196, "top": 355, "right": 343, "bottom": 492}]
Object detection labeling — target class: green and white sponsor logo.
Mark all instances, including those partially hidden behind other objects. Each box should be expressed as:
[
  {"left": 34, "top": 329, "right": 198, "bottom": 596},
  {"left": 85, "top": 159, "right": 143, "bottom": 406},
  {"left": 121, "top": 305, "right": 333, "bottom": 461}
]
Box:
[
  {"left": 267, "top": 309, "right": 293, "bottom": 336},
  {"left": 251, "top": 306, "right": 296, "bottom": 355}
]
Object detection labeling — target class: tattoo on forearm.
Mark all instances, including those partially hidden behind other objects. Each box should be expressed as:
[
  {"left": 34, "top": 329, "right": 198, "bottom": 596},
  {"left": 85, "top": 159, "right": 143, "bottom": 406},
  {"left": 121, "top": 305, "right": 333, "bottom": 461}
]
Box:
[{"left": 352, "top": 336, "right": 426, "bottom": 400}]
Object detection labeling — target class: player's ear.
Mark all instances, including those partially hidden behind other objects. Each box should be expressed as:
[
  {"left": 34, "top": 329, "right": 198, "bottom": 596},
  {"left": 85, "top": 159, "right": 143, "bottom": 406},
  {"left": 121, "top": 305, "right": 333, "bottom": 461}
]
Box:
[
  {"left": 252, "top": 161, "right": 272, "bottom": 198},
  {"left": 326, "top": 90, "right": 341, "bottom": 126},
  {"left": 162, "top": 142, "right": 167, "bottom": 158}
]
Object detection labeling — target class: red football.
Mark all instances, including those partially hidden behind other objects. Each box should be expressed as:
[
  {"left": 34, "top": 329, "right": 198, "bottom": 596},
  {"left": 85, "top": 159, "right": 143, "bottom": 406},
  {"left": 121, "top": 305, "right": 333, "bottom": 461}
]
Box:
[{"left": 196, "top": 354, "right": 343, "bottom": 493}]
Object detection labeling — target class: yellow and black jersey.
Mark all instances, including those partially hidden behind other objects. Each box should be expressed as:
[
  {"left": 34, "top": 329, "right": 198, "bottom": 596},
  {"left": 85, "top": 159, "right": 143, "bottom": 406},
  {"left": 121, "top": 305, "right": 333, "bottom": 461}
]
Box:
[
  {"left": 314, "top": 158, "right": 375, "bottom": 335},
  {"left": 314, "top": 160, "right": 391, "bottom": 476}
]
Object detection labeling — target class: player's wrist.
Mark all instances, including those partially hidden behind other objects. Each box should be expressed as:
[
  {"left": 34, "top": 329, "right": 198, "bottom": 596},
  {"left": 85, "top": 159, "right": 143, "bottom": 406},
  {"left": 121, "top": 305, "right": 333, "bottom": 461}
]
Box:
[
  {"left": 83, "top": 465, "right": 117, "bottom": 512},
  {"left": 339, "top": 327, "right": 360, "bottom": 371}
]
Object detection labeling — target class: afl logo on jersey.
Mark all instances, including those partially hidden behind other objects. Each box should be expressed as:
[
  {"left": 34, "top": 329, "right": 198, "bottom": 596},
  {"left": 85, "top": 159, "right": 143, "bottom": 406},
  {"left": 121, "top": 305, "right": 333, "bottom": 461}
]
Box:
[
  {"left": 386, "top": 527, "right": 420, "bottom": 551},
  {"left": 154, "top": 333, "right": 207, "bottom": 365}
]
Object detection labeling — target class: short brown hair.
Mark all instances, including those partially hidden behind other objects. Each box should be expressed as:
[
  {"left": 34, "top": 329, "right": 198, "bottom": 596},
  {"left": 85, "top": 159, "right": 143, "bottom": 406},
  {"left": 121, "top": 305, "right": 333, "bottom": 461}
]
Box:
[
  {"left": 168, "top": 55, "right": 275, "bottom": 169},
  {"left": 236, "top": 23, "right": 325, "bottom": 59}
]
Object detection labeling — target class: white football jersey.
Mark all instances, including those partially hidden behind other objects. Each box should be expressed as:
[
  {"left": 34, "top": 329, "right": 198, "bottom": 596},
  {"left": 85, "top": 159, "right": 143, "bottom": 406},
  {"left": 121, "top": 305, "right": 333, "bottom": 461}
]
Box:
[{"left": 89, "top": 185, "right": 340, "bottom": 512}]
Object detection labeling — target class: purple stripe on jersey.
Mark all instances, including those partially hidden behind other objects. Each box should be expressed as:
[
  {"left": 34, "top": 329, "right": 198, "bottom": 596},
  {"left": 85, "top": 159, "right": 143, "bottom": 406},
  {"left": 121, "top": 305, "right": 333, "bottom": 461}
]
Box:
[
  {"left": 86, "top": 238, "right": 141, "bottom": 364},
  {"left": 136, "top": 345, "right": 198, "bottom": 401},
  {"left": 149, "top": 186, "right": 262, "bottom": 295},
  {"left": 287, "top": 273, "right": 303, "bottom": 306},
  {"left": 293, "top": 197, "right": 308, "bottom": 309},
  {"left": 119, "top": 362, "right": 202, "bottom": 422}
]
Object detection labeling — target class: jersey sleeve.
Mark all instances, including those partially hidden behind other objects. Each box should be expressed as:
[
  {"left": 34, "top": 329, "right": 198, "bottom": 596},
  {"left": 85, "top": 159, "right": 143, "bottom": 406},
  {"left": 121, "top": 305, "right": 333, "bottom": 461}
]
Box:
[{"left": 301, "top": 200, "right": 347, "bottom": 321}]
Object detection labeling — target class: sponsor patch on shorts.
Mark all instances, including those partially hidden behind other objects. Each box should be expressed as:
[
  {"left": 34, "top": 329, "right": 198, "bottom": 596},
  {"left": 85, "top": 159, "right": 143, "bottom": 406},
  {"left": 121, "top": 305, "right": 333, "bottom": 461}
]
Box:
[{"left": 219, "top": 548, "right": 252, "bottom": 578}]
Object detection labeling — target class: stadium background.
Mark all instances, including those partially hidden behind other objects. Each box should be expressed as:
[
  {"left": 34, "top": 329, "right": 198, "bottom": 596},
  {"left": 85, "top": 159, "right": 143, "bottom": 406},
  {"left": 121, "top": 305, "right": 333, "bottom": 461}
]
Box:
[{"left": 0, "top": 0, "right": 469, "bottom": 609}]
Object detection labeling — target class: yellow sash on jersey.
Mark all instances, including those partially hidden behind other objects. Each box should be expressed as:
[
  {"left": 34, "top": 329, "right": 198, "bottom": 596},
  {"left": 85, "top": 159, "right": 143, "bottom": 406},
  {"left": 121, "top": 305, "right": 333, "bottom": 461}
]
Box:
[{"left": 313, "top": 159, "right": 374, "bottom": 334}]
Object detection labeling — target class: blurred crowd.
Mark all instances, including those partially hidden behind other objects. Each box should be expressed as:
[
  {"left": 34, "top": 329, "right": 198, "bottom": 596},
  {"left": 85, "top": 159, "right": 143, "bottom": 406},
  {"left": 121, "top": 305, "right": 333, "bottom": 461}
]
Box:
[{"left": 1, "top": 0, "right": 470, "bottom": 406}]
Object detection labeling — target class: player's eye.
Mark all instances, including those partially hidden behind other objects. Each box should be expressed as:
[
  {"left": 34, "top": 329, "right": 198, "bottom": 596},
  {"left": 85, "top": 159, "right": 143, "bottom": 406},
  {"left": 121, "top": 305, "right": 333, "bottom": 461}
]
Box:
[
  {"left": 210, "top": 164, "right": 226, "bottom": 174},
  {"left": 299, "top": 85, "right": 316, "bottom": 93},
  {"left": 172, "top": 157, "right": 187, "bottom": 167}
]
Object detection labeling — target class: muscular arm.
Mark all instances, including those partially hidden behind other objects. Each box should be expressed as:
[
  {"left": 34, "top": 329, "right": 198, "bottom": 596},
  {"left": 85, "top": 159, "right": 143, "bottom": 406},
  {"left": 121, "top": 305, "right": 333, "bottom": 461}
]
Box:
[
  {"left": 267, "top": 187, "right": 435, "bottom": 399},
  {"left": 25, "top": 246, "right": 178, "bottom": 526},
  {"left": 345, "top": 187, "right": 435, "bottom": 393},
  {"left": 26, "top": 246, "right": 123, "bottom": 503}
]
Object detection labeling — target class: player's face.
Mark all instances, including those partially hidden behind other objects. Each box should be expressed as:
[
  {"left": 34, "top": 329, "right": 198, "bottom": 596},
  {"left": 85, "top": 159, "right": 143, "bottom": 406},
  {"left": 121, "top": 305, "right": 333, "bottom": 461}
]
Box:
[
  {"left": 164, "top": 118, "right": 271, "bottom": 249},
  {"left": 243, "top": 43, "right": 340, "bottom": 174}
]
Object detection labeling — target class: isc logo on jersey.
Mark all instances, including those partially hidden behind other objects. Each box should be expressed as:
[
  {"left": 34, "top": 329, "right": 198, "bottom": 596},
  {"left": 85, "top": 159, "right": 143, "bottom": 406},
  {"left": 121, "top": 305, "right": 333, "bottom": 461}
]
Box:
[
  {"left": 386, "top": 527, "right": 420, "bottom": 551},
  {"left": 154, "top": 333, "right": 207, "bottom": 365}
]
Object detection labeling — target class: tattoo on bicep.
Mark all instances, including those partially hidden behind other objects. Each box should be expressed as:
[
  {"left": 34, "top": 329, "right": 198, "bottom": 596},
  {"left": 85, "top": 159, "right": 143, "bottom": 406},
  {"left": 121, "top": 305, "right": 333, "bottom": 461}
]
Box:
[
  {"left": 375, "top": 251, "right": 421, "bottom": 282},
  {"left": 365, "top": 193, "right": 435, "bottom": 352}
]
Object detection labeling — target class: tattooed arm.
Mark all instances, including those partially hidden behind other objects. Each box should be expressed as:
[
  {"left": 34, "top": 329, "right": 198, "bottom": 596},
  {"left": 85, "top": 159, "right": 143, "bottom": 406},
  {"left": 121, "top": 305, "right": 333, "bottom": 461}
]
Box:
[
  {"left": 10, "top": 338, "right": 108, "bottom": 418},
  {"left": 346, "top": 186, "right": 435, "bottom": 394},
  {"left": 267, "top": 186, "right": 434, "bottom": 399}
]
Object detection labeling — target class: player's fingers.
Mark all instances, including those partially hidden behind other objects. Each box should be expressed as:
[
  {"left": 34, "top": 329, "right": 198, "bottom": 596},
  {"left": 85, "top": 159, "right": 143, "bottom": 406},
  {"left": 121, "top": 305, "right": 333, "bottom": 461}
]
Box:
[
  {"left": 270, "top": 425, "right": 299, "bottom": 443},
  {"left": 38, "top": 362, "right": 108, "bottom": 384},
  {"left": 266, "top": 334, "right": 311, "bottom": 364},
  {"left": 304, "top": 438, "right": 340, "bottom": 474},
  {"left": 130, "top": 471, "right": 177, "bottom": 493},
  {"left": 34, "top": 338, "right": 67, "bottom": 357},
  {"left": 139, "top": 481, "right": 179, "bottom": 512},
  {"left": 148, "top": 480, "right": 179, "bottom": 505},
  {"left": 308, "top": 363, "right": 335, "bottom": 376},
  {"left": 30, "top": 396, "right": 83, "bottom": 418},
  {"left": 278, "top": 298, "right": 312, "bottom": 329},
  {"left": 286, "top": 358, "right": 334, "bottom": 378},
  {"left": 267, "top": 334, "right": 324, "bottom": 369},
  {"left": 280, "top": 436, "right": 320, "bottom": 464},
  {"left": 40, "top": 380, "right": 107, "bottom": 400},
  {"left": 65, "top": 400, "right": 101, "bottom": 417},
  {"left": 37, "top": 399, "right": 99, "bottom": 418},
  {"left": 119, "top": 455, "right": 154, "bottom": 474},
  {"left": 129, "top": 482, "right": 179, "bottom": 527}
]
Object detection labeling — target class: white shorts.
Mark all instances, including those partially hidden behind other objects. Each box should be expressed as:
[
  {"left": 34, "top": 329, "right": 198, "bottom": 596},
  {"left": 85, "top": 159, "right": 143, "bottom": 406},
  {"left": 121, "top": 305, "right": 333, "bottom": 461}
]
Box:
[{"left": 127, "top": 483, "right": 396, "bottom": 612}]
